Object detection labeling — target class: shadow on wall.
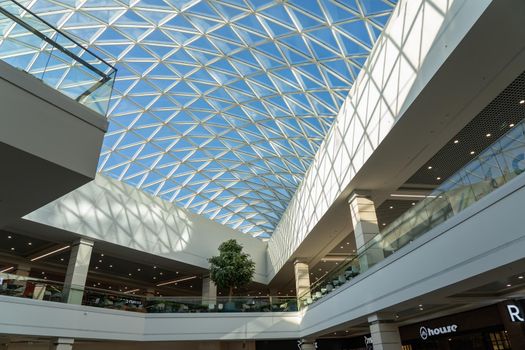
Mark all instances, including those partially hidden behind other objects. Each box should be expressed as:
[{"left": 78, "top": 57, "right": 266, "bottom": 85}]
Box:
[
  {"left": 267, "top": 0, "right": 468, "bottom": 277},
  {"left": 24, "top": 175, "right": 192, "bottom": 257}
]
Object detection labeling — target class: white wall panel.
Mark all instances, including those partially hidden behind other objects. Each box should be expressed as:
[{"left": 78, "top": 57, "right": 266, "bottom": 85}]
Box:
[
  {"left": 267, "top": 0, "right": 492, "bottom": 280},
  {"left": 24, "top": 175, "right": 268, "bottom": 283}
]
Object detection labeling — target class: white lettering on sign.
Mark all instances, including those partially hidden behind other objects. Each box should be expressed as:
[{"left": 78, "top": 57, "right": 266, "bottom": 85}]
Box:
[
  {"left": 420, "top": 324, "right": 458, "bottom": 340},
  {"left": 507, "top": 304, "right": 525, "bottom": 322}
]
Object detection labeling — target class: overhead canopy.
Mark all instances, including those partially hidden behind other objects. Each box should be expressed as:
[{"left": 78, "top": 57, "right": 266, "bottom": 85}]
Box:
[{"left": 5, "top": 0, "right": 397, "bottom": 237}]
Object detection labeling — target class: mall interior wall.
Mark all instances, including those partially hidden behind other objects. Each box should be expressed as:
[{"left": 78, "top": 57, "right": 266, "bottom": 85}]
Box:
[
  {"left": 23, "top": 175, "right": 268, "bottom": 283},
  {"left": 266, "top": 0, "right": 493, "bottom": 280}
]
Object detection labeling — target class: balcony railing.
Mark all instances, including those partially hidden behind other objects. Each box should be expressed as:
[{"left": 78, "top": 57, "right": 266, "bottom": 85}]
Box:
[
  {"left": 0, "top": 273, "right": 298, "bottom": 313},
  {"left": 300, "top": 119, "right": 525, "bottom": 307},
  {"left": 0, "top": 0, "right": 116, "bottom": 116}
]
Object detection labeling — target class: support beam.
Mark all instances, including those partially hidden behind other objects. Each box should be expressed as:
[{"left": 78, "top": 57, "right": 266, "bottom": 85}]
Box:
[
  {"left": 368, "top": 314, "right": 402, "bottom": 350},
  {"left": 294, "top": 260, "right": 311, "bottom": 303},
  {"left": 202, "top": 275, "right": 217, "bottom": 307},
  {"left": 13, "top": 263, "right": 30, "bottom": 276},
  {"left": 348, "top": 191, "right": 384, "bottom": 271},
  {"left": 63, "top": 238, "right": 94, "bottom": 304},
  {"left": 49, "top": 338, "right": 74, "bottom": 350}
]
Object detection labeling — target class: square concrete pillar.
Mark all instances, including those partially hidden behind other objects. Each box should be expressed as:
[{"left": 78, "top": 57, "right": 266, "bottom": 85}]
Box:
[
  {"left": 49, "top": 338, "right": 74, "bottom": 350},
  {"left": 368, "top": 314, "right": 402, "bottom": 350},
  {"left": 348, "top": 191, "right": 384, "bottom": 271},
  {"left": 294, "top": 260, "right": 311, "bottom": 301},
  {"left": 202, "top": 276, "right": 217, "bottom": 307},
  {"left": 63, "top": 238, "right": 94, "bottom": 304}
]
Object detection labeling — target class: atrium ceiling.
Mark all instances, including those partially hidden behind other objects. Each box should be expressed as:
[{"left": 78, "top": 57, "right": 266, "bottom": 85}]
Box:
[{"left": 7, "top": 0, "right": 397, "bottom": 237}]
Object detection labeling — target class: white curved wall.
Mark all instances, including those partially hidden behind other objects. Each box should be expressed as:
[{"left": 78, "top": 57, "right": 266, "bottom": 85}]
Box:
[{"left": 24, "top": 175, "right": 268, "bottom": 283}]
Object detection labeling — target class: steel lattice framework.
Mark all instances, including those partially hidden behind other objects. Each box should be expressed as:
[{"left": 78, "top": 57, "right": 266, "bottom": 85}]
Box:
[{"left": 7, "top": 0, "right": 397, "bottom": 238}]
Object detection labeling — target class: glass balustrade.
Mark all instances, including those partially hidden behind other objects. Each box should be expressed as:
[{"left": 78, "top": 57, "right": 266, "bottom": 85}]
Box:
[
  {"left": 0, "top": 0, "right": 116, "bottom": 116},
  {"left": 0, "top": 272, "right": 64, "bottom": 301},
  {"left": 299, "top": 119, "right": 525, "bottom": 308},
  {"left": 0, "top": 273, "right": 297, "bottom": 313}
]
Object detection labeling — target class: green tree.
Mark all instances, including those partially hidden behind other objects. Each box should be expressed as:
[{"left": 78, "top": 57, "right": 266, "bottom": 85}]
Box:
[{"left": 208, "top": 239, "right": 255, "bottom": 300}]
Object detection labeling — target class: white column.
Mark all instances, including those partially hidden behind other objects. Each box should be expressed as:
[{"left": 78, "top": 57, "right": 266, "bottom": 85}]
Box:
[
  {"left": 202, "top": 275, "right": 217, "bottom": 307},
  {"left": 49, "top": 338, "right": 74, "bottom": 350},
  {"left": 348, "top": 191, "right": 384, "bottom": 271},
  {"left": 63, "top": 238, "right": 94, "bottom": 304},
  {"left": 368, "top": 314, "right": 402, "bottom": 350},
  {"left": 13, "top": 263, "right": 31, "bottom": 276},
  {"left": 294, "top": 260, "right": 311, "bottom": 302}
]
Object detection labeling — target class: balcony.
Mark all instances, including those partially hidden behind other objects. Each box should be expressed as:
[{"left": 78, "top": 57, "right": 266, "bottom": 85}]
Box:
[
  {"left": 300, "top": 117, "right": 525, "bottom": 307},
  {"left": 0, "top": 0, "right": 114, "bottom": 228}
]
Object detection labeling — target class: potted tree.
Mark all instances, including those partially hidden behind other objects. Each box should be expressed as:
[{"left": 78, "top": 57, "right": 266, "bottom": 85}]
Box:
[{"left": 208, "top": 239, "right": 255, "bottom": 311}]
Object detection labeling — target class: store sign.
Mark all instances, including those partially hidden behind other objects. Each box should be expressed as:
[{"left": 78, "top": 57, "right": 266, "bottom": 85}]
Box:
[
  {"left": 507, "top": 304, "right": 525, "bottom": 322},
  {"left": 419, "top": 324, "right": 458, "bottom": 340}
]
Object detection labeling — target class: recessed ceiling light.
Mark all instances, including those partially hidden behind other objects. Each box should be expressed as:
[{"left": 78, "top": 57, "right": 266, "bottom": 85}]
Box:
[
  {"left": 486, "top": 133, "right": 491, "bottom": 137},
  {"left": 160, "top": 272, "right": 163, "bottom": 275},
  {"left": 510, "top": 123, "right": 515, "bottom": 127},
  {"left": 60, "top": 258, "right": 64, "bottom": 261},
  {"left": 10, "top": 247, "right": 14, "bottom": 251},
  {"left": 128, "top": 273, "right": 132, "bottom": 276},
  {"left": 137, "top": 268, "right": 141, "bottom": 272},
  {"left": 411, "top": 202, "right": 416, "bottom": 206},
  {"left": 98, "top": 259, "right": 102, "bottom": 263},
  {"left": 100, "top": 254, "right": 104, "bottom": 257},
  {"left": 95, "top": 266, "right": 98, "bottom": 269},
  {"left": 436, "top": 177, "right": 441, "bottom": 180},
  {"left": 153, "top": 266, "right": 157, "bottom": 269},
  {"left": 41, "top": 271, "right": 45, "bottom": 275},
  {"left": 389, "top": 206, "right": 394, "bottom": 209},
  {"left": 520, "top": 100, "right": 525, "bottom": 104},
  {"left": 340, "top": 246, "right": 344, "bottom": 249},
  {"left": 346, "top": 242, "right": 350, "bottom": 245},
  {"left": 507, "top": 284, "right": 512, "bottom": 287},
  {"left": 470, "top": 151, "right": 475, "bottom": 155},
  {"left": 28, "top": 242, "right": 32, "bottom": 246},
  {"left": 519, "top": 276, "right": 524, "bottom": 279},
  {"left": 382, "top": 223, "right": 386, "bottom": 226},
  {"left": 153, "top": 276, "right": 157, "bottom": 280},
  {"left": 427, "top": 166, "right": 432, "bottom": 170},
  {"left": 7, "top": 235, "right": 12, "bottom": 239},
  {"left": 454, "top": 140, "right": 459, "bottom": 144},
  {"left": 109, "top": 265, "right": 113, "bottom": 268}
]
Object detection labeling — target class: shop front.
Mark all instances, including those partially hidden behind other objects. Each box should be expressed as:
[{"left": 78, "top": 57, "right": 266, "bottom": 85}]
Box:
[{"left": 399, "top": 301, "right": 525, "bottom": 350}]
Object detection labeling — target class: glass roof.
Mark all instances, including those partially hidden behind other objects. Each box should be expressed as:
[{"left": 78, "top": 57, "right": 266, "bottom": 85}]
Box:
[{"left": 14, "top": 0, "right": 397, "bottom": 238}]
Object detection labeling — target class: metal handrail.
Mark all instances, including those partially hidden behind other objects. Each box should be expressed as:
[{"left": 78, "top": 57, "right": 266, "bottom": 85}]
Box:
[{"left": 0, "top": 1, "right": 113, "bottom": 80}]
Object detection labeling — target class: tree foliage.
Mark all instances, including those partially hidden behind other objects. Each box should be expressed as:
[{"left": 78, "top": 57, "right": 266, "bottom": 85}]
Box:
[{"left": 208, "top": 239, "right": 255, "bottom": 298}]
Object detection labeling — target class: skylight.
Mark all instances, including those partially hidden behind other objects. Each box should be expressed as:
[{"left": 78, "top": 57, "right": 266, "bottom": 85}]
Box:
[{"left": 10, "top": 0, "right": 397, "bottom": 238}]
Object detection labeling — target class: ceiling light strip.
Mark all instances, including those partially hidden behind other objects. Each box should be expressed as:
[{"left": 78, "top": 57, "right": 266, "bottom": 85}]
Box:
[
  {"left": 156, "top": 275, "right": 197, "bottom": 287},
  {"left": 30, "top": 245, "right": 70, "bottom": 262}
]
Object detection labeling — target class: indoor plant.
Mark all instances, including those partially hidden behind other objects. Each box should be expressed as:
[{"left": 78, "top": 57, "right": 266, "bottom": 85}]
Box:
[{"left": 208, "top": 239, "right": 255, "bottom": 310}]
